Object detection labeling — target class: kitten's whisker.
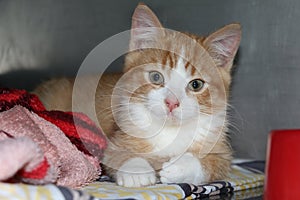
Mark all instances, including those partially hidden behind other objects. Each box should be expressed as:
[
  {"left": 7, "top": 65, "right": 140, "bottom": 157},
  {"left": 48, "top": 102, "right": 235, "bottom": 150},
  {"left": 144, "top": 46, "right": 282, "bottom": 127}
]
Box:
[
  {"left": 97, "top": 101, "right": 151, "bottom": 114},
  {"left": 99, "top": 94, "right": 149, "bottom": 102},
  {"left": 96, "top": 106, "right": 128, "bottom": 117},
  {"left": 197, "top": 112, "right": 212, "bottom": 117},
  {"left": 225, "top": 102, "right": 244, "bottom": 135},
  {"left": 107, "top": 84, "right": 140, "bottom": 94},
  {"left": 96, "top": 104, "right": 127, "bottom": 113}
]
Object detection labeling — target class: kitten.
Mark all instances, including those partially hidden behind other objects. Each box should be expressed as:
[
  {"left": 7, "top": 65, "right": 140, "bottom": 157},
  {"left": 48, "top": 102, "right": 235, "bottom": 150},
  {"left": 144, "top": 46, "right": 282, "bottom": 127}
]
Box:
[{"left": 34, "top": 3, "right": 241, "bottom": 187}]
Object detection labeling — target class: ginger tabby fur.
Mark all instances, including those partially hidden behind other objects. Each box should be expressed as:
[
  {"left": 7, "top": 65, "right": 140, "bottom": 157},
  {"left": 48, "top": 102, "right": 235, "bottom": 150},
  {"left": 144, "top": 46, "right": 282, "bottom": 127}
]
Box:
[{"left": 34, "top": 3, "right": 241, "bottom": 187}]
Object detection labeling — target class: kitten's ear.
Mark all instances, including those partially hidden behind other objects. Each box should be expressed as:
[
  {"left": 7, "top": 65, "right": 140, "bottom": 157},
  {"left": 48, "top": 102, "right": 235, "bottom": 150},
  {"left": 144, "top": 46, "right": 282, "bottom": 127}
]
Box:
[
  {"left": 130, "top": 3, "right": 164, "bottom": 50},
  {"left": 203, "top": 24, "right": 241, "bottom": 71}
]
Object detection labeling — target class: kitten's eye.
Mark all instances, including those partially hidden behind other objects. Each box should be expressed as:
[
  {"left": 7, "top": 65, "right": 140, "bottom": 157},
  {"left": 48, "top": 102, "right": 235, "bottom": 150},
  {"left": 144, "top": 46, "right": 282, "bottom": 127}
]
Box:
[
  {"left": 149, "top": 71, "right": 164, "bottom": 85},
  {"left": 187, "top": 79, "right": 205, "bottom": 92}
]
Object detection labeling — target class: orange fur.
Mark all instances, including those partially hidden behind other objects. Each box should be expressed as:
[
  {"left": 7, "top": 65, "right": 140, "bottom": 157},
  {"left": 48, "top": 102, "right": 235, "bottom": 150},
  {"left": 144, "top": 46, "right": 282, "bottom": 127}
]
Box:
[{"left": 34, "top": 4, "right": 241, "bottom": 187}]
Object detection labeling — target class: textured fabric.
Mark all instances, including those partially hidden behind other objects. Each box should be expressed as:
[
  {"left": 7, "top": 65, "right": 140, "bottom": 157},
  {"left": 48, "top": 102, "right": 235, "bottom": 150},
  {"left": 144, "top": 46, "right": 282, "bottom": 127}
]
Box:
[
  {"left": 0, "top": 136, "right": 51, "bottom": 182},
  {"left": 179, "top": 163, "right": 264, "bottom": 199},
  {"left": 0, "top": 161, "right": 264, "bottom": 200},
  {"left": 0, "top": 88, "right": 45, "bottom": 112},
  {"left": 0, "top": 106, "right": 60, "bottom": 184},
  {"left": 83, "top": 182, "right": 185, "bottom": 200},
  {"left": 0, "top": 88, "right": 107, "bottom": 159},
  {"left": 0, "top": 183, "right": 67, "bottom": 200},
  {"left": 0, "top": 88, "right": 107, "bottom": 188}
]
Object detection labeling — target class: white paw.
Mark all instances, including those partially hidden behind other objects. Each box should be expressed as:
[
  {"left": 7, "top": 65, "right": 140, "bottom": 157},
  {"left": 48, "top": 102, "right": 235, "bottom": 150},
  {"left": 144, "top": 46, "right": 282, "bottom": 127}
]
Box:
[
  {"left": 116, "top": 157, "right": 156, "bottom": 187},
  {"left": 159, "top": 153, "right": 207, "bottom": 185}
]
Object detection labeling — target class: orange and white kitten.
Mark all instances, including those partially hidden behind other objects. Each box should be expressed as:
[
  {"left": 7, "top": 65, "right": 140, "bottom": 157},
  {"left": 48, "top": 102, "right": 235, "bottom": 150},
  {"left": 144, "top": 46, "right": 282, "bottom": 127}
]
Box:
[{"left": 34, "top": 4, "right": 241, "bottom": 187}]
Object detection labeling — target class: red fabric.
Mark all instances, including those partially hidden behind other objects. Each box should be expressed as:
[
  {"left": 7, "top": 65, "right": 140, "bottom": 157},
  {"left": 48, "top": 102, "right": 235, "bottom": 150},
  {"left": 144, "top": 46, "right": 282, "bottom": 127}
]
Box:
[
  {"left": 20, "top": 158, "right": 50, "bottom": 179},
  {"left": 0, "top": 88, "right": 107, "bottom": 161},
  {"left": 0, "top": 88, "right": 45, "bottom": 112},
  {"left": 0, "top": 88, "right": 107, "bottom": 186},
  {"left": 39, "top": 111, "right": 106, "bottom": 158},
  {"left": 0, "top": 129, "right": 49, "bottom": 181}
]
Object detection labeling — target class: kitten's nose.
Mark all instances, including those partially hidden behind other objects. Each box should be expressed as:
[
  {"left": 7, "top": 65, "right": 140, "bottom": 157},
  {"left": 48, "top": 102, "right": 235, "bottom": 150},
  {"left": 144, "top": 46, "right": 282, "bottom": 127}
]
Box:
[{"left": 165, "top": 98, "right": 180, "bottom": 112}]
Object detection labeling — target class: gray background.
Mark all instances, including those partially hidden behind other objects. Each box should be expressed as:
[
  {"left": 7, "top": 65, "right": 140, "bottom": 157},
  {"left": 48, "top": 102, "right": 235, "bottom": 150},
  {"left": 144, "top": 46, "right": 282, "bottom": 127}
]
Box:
[{"left": 1, "top": 0, "right": 300, "bottom": 160}]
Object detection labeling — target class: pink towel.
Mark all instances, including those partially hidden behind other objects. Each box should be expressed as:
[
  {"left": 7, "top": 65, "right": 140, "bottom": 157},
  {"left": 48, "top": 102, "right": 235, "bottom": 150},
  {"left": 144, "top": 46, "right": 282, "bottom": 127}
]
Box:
[{"left": 0, "top": 106, "right": 103, "bottom": 187}]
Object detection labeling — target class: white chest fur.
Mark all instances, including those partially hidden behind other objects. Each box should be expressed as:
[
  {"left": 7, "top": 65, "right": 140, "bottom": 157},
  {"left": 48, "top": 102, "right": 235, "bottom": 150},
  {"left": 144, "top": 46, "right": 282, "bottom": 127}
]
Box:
[{"left": 147, "top": 121, "right": 205, "bottom": 157}]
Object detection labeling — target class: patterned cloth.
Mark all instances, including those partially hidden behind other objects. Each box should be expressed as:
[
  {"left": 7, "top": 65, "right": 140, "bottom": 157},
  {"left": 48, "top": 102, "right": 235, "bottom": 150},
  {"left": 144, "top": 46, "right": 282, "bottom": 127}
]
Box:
[
  {"left": 0, "top": 161, "right": 264, "bottom": 200},
  {"left": 182, "top": 162, "right": 264, "bottom": 199}
]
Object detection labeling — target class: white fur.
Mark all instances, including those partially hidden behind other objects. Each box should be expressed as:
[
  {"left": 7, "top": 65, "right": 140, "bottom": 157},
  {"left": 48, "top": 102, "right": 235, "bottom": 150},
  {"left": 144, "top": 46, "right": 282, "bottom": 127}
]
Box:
[
  {"left": 147, "top": 117, "right": 209, "bottom": 157},
  {"left": 146, "top": 66, "right": 199, "bottom": 124},
  {"left": 116, "top": 62, "right": 226, "bottom": 157},
  {"left": 139, "top": 64, "right": 215, "bottom": 157},
  {"left": 177, "top": 51, "right": 185, "bottom": 67},
  {"left": 175, "top": 47, "right": 193, "bottom": 77},
  {"left": 160, "top": 152, "right": 207, "bottom": 184},
  {"left": 116, "top": 157, "right": 156, "bottom": 187},
  {"left": 114, "top": 51, "right": 227, "bottom": 184}
]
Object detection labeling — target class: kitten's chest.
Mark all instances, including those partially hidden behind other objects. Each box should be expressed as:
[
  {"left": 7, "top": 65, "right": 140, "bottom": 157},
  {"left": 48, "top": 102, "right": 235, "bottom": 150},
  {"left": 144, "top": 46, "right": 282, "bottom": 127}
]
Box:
[{"left": 147, "top": 125, "right": 202, "bottom": 157}]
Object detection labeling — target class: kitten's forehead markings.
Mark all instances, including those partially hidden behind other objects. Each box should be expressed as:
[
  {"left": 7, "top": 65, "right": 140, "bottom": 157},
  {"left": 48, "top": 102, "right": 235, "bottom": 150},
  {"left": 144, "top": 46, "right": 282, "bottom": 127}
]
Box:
[
  {"left": 163, "top": 49, "right": 190, "bottom": 100},
  {"left": 165, "top": 52, "right": 174, "bottom": 69},
  {"left": 173, "top": 48, "right": 190, "bottom": 80},
  {"left": 176, "top": 48, "right": 185, "bottom": 69}
]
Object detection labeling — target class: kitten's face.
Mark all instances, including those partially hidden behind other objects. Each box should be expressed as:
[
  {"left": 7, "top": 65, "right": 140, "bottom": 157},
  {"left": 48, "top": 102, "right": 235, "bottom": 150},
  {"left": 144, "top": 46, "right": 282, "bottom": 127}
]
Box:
[
  {"left": 145, "top": 63, "right": 204, "bottom": 125},
  {"left": 113, "top": 45, "right": 228, "bottom": 135},
  {"left": 126, "top": 51, "right": 213, "bottom": 128},
  {"left": 111, "top": 4, "right": 241, "bottom": 136}
]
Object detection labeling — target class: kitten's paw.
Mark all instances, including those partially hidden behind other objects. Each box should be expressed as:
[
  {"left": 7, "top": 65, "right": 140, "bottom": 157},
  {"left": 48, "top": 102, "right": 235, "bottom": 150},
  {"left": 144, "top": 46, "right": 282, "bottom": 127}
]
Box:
[
  {"left": 116, "top": 157, "right": 156, "bottom": 187},
  {"left": 159, "top": 153, "right": 207, "bottom": 184}
]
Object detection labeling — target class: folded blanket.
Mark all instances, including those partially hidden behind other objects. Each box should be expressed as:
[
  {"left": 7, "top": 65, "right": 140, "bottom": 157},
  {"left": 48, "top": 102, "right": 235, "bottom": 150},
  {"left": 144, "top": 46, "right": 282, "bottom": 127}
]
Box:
[
  {"left": 0, "top": 161, "right": 264, "bottom": 200},
  {"left": 0, "top": 88, "right": 107, "bottom": 188}
]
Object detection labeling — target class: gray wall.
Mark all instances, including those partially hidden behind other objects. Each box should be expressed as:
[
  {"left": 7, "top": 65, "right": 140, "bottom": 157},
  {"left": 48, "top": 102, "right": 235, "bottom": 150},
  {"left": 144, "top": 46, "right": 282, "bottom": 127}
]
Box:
[{"left": 1, "top": 0, "right": 300, "bottom": 159}]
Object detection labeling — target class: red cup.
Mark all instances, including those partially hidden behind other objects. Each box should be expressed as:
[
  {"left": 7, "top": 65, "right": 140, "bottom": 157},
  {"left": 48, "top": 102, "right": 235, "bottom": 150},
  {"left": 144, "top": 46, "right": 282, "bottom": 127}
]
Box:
[{"left": 264, "top": 130, "right": 300, "bottom": 200}]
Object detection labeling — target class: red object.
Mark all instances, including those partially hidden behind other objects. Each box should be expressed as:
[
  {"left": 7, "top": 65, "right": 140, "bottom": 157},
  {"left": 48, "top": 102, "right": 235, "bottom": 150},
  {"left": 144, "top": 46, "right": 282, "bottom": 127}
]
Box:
[
  {"left": 20, "top": 158, "right": 50, "bottom": 179},
  {"left": 0, "top": 88, "right": 107, "bottom": 160},
  {"left": 38, "top": 111, "right": 106, "bottom": 158},
  {"left": 0, "top": 88, "right": 107, "bottom": 183},
  {"left": 0, "top": 88, "right": 45, "bottom": 112},
  {"left": 264, "top": 130, "right": 300, "bottom": 200}
]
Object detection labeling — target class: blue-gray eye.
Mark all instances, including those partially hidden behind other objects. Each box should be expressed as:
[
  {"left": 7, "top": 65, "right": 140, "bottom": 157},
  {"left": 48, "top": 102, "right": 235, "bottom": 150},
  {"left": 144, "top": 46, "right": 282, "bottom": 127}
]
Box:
[
  {"left": 187, "top": 79, "right": 205, "bottom": 92},
  {"left": 149, "top": 71, "right": 164, "bottom": 85}
]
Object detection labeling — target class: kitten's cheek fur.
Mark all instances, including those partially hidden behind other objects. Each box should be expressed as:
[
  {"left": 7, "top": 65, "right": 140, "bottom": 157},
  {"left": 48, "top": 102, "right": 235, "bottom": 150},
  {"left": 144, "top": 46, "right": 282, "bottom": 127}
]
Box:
[
  {"left": 116, "top": 157, "right": 156, "bottom": 187},
  {"left": 159, "top": 153, "right": 207, "bottom": 185}
]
